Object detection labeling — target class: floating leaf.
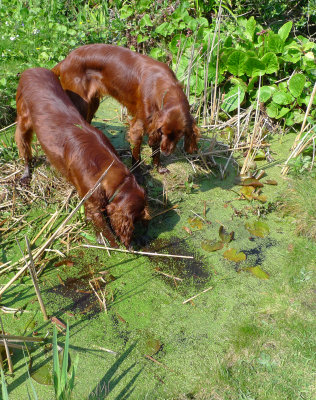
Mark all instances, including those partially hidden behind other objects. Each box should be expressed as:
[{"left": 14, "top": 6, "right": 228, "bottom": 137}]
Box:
[
  {"left": 254, "top": 150, "right": 266, "bottom": 160},
  {"left": 188, "top": 218, "right": 204, "bottom": 230},
  {"left": 264, "top": 180, "right": 278, "bottom": 186},
  {"left": 289, "top": 74, "right": 306, "bottom": 98},
  {"left": 245, "top": 221, "right": 270, "bottom": 237},
  {"left": 201, "top": 240, "right": 224, "bottom": 252},
  {"left": 144, "top": 337, "right": 162, "bottom": 356},
  {"left": 246, "top": 266, "right": 269, "bottom": 279},
  {"left": 219, "top": 225, "right": 234, "bottom": 243},
  {"left": 253, "top": 194, "right": 267, "bottom": 203},
  {"left": 223, "top": 248, "right": 246, "bottom": 262},
  {"left": 240, "top": 186, "right": 255, "bottom": 201},
  {"left": 240, "top": 178, "right": 263, "bottom": 188}
]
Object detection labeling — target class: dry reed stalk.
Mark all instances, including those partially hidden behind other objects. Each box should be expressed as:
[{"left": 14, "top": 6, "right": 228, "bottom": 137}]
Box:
[
  {"left": 282, "top": 82, "right": 316, "bottom": 175},
  {"left": 186, "top": 40, "right": 197, "bottom": 100},
  {"left": 82, "top": 244, "right": 194, "bottom": 259},
  {"left": 100, "top": 232, "right": 111, "bottom": 257},
  {"left": 0, "top": 316, "right": 13, "bottom": 373},
  {"left": 0, "top": 161, "right": 114, "bottom": 297},
  {"left": 0, "top": 334, "right": 45, "bottom": 343},
  {"left": 210, "top": 5, "right": 222, "bottom": 123},
  {"left": 0, "top": 122, "right": 17, "bottom": 133},
  {"left": 182, "top": 286, "right": 213, "bottom": 304},
  {"left": 154, "top": 269, "right": 183, "bottom": 281},
  {"left": 240, "top": 77, "right": 262, "bottom": 175},
  {"left": 89, "top": 280, "right": 107, "bottom": 314},
  {"left": 25, "top": 236, "right": 49, "bottom": 321},
  {"left": 150, "top": 204, "right": 179, "bottom": 219}
]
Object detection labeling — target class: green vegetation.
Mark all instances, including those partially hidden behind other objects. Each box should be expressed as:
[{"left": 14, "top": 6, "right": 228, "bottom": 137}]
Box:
[{"left": 0, "top": 1, "right": 315, "bottom": 399}]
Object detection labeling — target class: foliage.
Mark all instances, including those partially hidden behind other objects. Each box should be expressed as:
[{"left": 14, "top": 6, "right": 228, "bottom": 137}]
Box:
[
  {"left": 1, "top": 369, "right": 9, "bottom": 400},
  {"left": 53, "top": 322, "right": 77, "bottom": 400}
]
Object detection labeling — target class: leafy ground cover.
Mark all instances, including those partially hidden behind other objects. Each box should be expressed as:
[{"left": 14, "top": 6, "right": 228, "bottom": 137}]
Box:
[{"left": 0, "top": 98, "right": 315, "bottom": 399}]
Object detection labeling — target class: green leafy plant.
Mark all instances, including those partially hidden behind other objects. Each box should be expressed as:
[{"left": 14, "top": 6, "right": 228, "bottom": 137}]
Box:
[{"left": 53, "top": 322, "right": 77, "bottom": 400}]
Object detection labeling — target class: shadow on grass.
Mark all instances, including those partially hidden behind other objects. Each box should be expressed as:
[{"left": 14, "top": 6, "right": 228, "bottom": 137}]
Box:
[{"left": 88, "top": 342, "right": 142, "bottom": 399}]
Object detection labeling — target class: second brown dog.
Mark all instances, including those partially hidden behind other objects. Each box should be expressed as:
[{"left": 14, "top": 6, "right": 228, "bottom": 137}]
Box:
[{"left": 52, "top": 44, "right": 199, "bottom": 174}]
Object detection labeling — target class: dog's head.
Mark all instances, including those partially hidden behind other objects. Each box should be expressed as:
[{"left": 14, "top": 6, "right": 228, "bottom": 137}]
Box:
[{"left": 106, "top": 176, "right": 149, "bottom": 248}]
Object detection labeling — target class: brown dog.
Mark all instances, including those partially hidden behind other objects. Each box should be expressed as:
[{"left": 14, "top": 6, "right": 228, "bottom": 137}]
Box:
[
  {"left": 52, "top": 44, "right": 199, "bottom": 174},
  {"left": 15, "top": 67, "right": 149, "bottom": 248}
]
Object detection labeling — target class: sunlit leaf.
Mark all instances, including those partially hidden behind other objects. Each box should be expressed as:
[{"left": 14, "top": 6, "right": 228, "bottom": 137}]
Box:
[
  {"left": 201, "top": 240, "right": 224, "bottom": 252},
  {"left": 144, "top": 337, "right": 162, "bottom": 356},
  {"left": 223, "top": 248, "right": 246, "bottom": 262},
  {"left": 246, "top": 266, "right": 269, "bottom": 279},
  {"left": 254, "top": 150, "right": 266, "bottom": 160},
  {"left": 227, "top": 50, "right": 248, "bottom": 76},
  {"left": 278, "top": 21, "right": 292, "bottom": 42},
  {"left": 253, "top": 194, "right": 267, "bottom": 203},
  {"left": 289, "top": 74, "right": 306, "bottom": 98},
  {"left": 219, "top": 225, "right": 234, "bottom": 243},
  {"left": 240, "top": 186, "right": 255, "bottom": 200},
  {"left": 188, "top": 218, "right": 204, "bottom": 230},
  {"left": 245, "top": 221, "right": 270, "bottom": 237}
]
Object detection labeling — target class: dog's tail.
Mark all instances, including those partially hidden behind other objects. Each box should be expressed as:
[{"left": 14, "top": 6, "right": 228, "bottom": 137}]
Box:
[{"left": 51, "top": 61, "right": 62, "bottom": 78}]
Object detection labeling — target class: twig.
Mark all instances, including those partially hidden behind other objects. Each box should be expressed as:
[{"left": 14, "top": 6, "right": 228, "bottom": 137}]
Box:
[
  {"left": 182, "top": 286, "right": 213, "bottom": 304},
  {"left": 82, "top": 244, "right": 194, "bottom": 259},
  {"left": 150, "top": 204, "right": 179, "bottom": 219},
  {"left": 0, "top": 316, "right": 13, "bottom": 373},
  {"left": 0, "top": 161, "right": 114, "bottom": 297},
  {"left": 0, "top": 122, "right": 17, "bottom": 133},
  {"left": 154, "top": 269, "right": 183, "bottom": 281},
  {"left": 25, "top": 236, "right": 49, "bottom": 320}
]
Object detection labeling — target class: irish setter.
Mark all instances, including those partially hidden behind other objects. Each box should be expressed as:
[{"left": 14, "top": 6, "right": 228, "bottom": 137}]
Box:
[
  {"left": 52, "top": 44, "right": 199, "bottom": 174},
  {"left": 15, "top": 68, "right": 149, "bottom": 248}
]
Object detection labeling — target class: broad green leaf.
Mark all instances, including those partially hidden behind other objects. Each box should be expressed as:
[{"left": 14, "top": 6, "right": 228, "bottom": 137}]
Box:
[
  {"left": 119, "top": 5, "right": 133, "bottom": 19},
  {"left": 266, "top": 32, "right": 284, "bottom": 53},
  {"left": 245, "top": 220, "right": 270, "bottom": 237},
  {"left": 282, "top": 48, "right": 301, "bottom": 63},
  {"left": 155, "top": 22, "right": 169, "bottom": 36},
  {"left": 278, "top": 21, "right": 292, "bottom": 42},
  {"left": 252, "top": 194, "right": 267, "bottom": 203},
  {"left": 292, "top": 110, "right": 305, "bottom": 124},
  {"left": 137, "top": 34, "right": 149, "bottom": 44},
  {"left": 223, "top": 248, "right": 246, "bottom": 262},
  {"left": 272, "top": 90, "right": 294, "bottom": 105},
  {"left": 144, "top": 337, "right": 162, "bottom": 356},
  {"left": 0, "top": 77, "right": 6, "bottom": 87},
  {"left": 219, "top": 225, "right": 234, "bottom": 243},
  {"left": 244, "top": 57, "right": 265, "bottom": 77},
  {"left": 258, "top": 86, "right": 274, "bottom": 103},
  {"left": 138, "top": 0, "right": 151, "bottom": 11},
  {"left": 222, "top": 86, "right": 245, "bottom": 113},
  {"left": 246, "top": 266, "right": 270, "bottom": 279},
  {"left": 139, "top": 14, "right": 153, "bottom": 28},
  {"left": 150, "top": 47, "right": 165, "bottom": 60},
  {"left": 261, "top": 52, "right": 279, "bottom": 74},
  {"left": 196, "top": 17, "right": 209, "bottom": 28},
  {"left": 276, "top": 107, "right": 290, "bottom": 119},
  {"left": 245, "top": 16, "right": 256, "bottom": 41},
  {"left": 201, "top": 240, "right": 224, "bottom": 252},
  {"left": 289, "top": 74, "right": 306, "bottom": 98},
  {"left": 230, "top": 77, "right": 247, "bottom": 92},
  {"left": 227, "top": 50, "right": 248, "bottom": 76}
]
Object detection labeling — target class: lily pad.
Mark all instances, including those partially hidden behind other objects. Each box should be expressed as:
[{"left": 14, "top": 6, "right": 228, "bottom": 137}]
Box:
[
  {"left": 188, "top": 218, "right": 204, "bottom": 230},
  {"left": 246, "top": 266, "right": 270, "bottom": 279},
  {"left": 223, "top": 248, "right": 246, "bottom": 262},
  {"left": 245, "top": 221, "right": 270, "bottom": 237},
  {"left": 240, "top": 186, "right": 255, "bottom": 200},
  {"left": 30, "top": 346, "right": 69, "bottom": 386},
  {"left": 201, "top": 240, "right": 224, "bottom": 252},
  {"left": 253, "top": 194, "right": 267, "bottom": 203},
  {"left": 144, "top": 337, "right": 162, "bottom": 356},
  {"left": 219, "top": 225, "right": 234, "bottom": 243},
  {"left": 241, "top": 178, "right": 264, "bottom": 188}
]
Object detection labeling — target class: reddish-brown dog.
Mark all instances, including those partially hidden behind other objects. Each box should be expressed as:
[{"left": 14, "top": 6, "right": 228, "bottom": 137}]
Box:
[
  {"left": 52, "top": 44, "right": 199, "bottom": 173},
  {"left": 15, "top": 68, "right": 149, "bottom": 248}
]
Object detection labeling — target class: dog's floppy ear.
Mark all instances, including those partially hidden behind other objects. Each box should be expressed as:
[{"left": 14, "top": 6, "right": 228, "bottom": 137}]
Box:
[{"left": 184, "top": 120, "right": 199, "bottom": 154}]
